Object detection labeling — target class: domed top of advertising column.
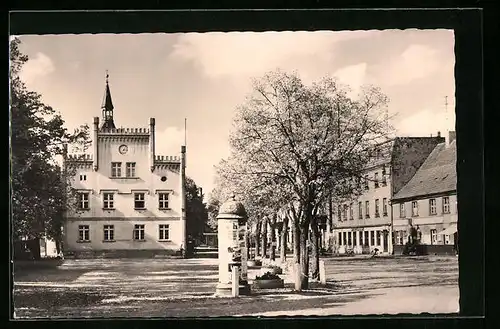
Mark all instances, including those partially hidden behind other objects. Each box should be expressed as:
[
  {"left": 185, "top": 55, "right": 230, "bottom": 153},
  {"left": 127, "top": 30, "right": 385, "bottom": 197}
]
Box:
[{"left": 217, "top": 195, "right": 248, "bottom": 222}]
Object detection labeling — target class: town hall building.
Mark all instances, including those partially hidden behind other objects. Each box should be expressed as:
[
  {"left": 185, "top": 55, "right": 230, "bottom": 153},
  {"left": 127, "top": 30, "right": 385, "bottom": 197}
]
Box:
[{"left": 63, "top": 75, "right": 187, "bottom": 258}]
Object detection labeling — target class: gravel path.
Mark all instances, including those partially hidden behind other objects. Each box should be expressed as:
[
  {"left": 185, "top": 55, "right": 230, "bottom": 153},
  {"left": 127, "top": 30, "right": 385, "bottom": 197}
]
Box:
[{"left": 13, "top": 256, "right": 459, "bottom": 318}]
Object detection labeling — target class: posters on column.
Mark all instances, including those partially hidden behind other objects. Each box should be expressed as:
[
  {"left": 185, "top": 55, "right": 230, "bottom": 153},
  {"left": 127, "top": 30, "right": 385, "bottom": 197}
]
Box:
[{"left": 239, "top": 224, "right": 247, "bottom": 281}]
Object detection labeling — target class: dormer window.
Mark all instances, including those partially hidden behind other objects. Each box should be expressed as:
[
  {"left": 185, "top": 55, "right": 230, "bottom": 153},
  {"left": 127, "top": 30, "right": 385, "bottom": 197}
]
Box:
[{"left": 79, "top": 174, "right": 87, "bottom": 181}]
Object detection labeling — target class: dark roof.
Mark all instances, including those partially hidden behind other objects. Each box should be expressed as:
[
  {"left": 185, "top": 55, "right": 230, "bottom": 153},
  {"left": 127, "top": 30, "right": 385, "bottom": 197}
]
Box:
[
  {"left": 100, "top": 78, "right": 116, "bottom": 129},
  {"left": 392, "top": 140, "right": 456, "bottom": 200},
  {"left": 101, "top": 81, "right": 114, "bottom": 111},
  {"left": 217, "top": 195, "right": 248, "bottom": 219}
]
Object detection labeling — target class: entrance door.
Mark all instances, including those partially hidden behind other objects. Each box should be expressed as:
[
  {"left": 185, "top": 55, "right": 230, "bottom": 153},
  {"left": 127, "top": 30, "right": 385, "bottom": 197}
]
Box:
[
  {"left": 453, "top": 232, "right": 458, "bottom": 254},
  {"left": 383, "top": 231, "right": 388, "bottom": 252}
]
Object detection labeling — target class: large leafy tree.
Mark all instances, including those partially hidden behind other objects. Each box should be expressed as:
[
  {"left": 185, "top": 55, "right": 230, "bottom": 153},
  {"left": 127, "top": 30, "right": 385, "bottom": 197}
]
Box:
[
  {"left": 185, "top": 176, "right": 208, "bottom": 242},
  {"left": 10, "top": 38, "right": 90, "bottom": 258},
  {"left": 224, "top": 69, "right": 393, "bottom": 289},
  {"left": 205, "top": 193, "right": 221, "bottom": 232}
]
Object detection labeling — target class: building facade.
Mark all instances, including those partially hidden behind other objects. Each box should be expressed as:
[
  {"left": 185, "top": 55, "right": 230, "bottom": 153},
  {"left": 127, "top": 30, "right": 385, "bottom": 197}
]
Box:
[
  {"left": 391, "top": 134, "right": 457, "bottom": 255},
  {"left": 63, "top": 76, "right": 187, "bottom": 258},
  {"left": 328, "top": 135, "right": 445, "bottom": 255}
]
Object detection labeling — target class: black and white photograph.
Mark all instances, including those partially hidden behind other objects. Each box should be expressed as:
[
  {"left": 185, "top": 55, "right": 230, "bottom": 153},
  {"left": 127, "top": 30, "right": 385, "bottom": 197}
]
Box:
[{"left": 10, "top": 17, "right": 468, "bottom": 318}]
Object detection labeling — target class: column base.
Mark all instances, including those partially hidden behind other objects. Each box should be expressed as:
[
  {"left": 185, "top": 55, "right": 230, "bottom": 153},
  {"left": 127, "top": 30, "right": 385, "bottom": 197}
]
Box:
[{"left": 215, "top": 282, "right": 251, "bottom": 297}]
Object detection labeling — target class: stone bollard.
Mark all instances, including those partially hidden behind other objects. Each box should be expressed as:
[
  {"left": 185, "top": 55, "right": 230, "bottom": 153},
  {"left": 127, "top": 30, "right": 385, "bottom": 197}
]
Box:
[
  {"left": 294, "top": 262, "right": 301, "bottom": 291},
  {"left": 232, "top": 266, "right": 240, "bottom": 297},
  {"left": 319, "top": 260, "right": 326, "bottom": 285}
]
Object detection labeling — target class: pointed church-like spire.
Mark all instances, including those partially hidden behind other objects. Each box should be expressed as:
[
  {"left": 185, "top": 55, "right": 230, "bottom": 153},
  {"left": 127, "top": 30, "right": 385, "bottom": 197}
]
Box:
[{"left": 101, "top": 70, "right": 116, "bottom": 129}]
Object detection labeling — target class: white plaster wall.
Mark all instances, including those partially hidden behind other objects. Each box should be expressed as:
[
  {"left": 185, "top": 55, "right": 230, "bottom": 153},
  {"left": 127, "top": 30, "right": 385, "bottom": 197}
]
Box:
[
  {"left": 335, "top": 165, "right": 392, "bottom": 229},
  {"left": 65, "top": 219, "right": 183, "bottom": 251},
  {"left": 391, "top": 194, "right": 458, "bottom": 227},
  {"left": 66, "top": 126, "right": 184, "bottom": 252},
  {"left": 68, "top": 135, "right": 182, "bottom": 219}
]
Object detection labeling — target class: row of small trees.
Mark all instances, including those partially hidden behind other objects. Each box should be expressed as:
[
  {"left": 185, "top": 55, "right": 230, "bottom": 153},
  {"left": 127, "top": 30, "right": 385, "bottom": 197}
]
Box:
[{"left": 209, "top": 70, "right": 393, "bottom": 290}]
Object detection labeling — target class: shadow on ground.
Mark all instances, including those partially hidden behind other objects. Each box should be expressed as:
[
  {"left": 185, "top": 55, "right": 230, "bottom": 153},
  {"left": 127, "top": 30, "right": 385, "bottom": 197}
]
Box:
[
  {"left": 14, "top": 267, "right": 94, "bottom": 283},
  {"left": 13, "top": 257, "right": 459, "bottom": 318}
]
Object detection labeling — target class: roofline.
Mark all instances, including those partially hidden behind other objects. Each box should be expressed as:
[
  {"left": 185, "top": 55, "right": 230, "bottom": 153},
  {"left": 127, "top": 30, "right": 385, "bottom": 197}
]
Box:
[
  {"left": 332, "top": 223, "right": 391, "bottom": 230},
  {"left": 391, "top": 190, "right": 457, "bottom": 203}
]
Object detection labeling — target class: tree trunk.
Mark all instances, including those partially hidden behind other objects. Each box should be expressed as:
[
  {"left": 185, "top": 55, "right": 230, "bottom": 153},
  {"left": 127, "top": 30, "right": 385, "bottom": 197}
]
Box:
[
  {"left": 270, "top": 232, "right": 276, "bottom": 261},
  {"left": 255, "top": 221, "right": 261, "bottom": 257},
  {"left": 310, "top": 220, "right": 321, "bottom": 281},
  {"left": 279, "top": 217, "right": 288, "bottom": 262},
  {"left": 245, "top": 230, "right": 250, "bottom": 259},
  {"left": 270, "top": 224, "right": 276, "bottom": 261},
  {"left": 27, "top": 238, "right": 41, "bottom": 260},
  {"left": 299, "top": 223, "right": 309, "bottom": 290},
  {"left": 55, "top": 239, "right": 62, "bottom": 255},
  {"left": 293, "top": 219, "right": 301, "bottom": 262},
  {"left": 261, "top": 218, "right": 268, "bottom": 258}
]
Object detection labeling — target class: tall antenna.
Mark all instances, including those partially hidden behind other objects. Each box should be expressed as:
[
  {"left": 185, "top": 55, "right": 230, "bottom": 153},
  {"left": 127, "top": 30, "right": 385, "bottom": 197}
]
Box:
[
  {"left": 445, "top": 96, "right": 449, "bottom": 139},
  {"left": 183, "top": 118, "right": 187, "bottom": 168},
  {"left": 184, "top": 118, "right": 187, "bottom": 147}
]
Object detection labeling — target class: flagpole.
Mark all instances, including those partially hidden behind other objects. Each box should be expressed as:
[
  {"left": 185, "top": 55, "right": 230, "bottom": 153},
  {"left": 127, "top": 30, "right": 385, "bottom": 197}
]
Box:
[{"left": 184, "top": 118, "right": 187, "bottom": 168}]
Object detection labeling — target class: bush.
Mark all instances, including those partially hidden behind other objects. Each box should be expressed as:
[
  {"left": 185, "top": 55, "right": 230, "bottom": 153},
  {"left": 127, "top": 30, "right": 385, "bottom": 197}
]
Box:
[
  {"left": 266, "top": 265, "right": 283, "bottom": 274},
  {"left": 255, "top": 272, "right": 282, "bottom": 280},
  {"left": 403, "top": 241, "right": 427, "bottom": 256}
]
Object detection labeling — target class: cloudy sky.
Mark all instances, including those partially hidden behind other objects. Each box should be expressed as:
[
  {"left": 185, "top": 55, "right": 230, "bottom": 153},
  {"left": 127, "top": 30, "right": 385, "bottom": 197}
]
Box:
[{"left": 15, "top": 29, "right": 455, "bottom": 195}]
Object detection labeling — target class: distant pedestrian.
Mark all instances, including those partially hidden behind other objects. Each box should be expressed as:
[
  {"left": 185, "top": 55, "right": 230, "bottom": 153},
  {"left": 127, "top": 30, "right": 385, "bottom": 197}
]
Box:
[{"left": 416, "top": 225, "right": 422, "bottom": 242}]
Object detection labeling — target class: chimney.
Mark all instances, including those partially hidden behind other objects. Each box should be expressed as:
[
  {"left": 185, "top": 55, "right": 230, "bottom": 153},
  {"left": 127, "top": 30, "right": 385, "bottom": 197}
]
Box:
[
  {"left": 93, "top": 117, "right": 99, "bottom": 171},
  {"left": 437, "top": 131, "right": 441, "bottom": 138},
  {"left": 180, "top": 145, "right": 187, "bottom": 253},
  {"left": 149, "top": 118, "right": 155, "bottom": 172},
  {"left": 448, "top": 131, "right": 456, "bottom": 145}
]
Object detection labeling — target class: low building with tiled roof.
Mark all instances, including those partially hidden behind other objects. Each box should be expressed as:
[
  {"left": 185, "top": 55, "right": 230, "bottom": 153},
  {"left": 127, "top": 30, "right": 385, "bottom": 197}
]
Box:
[
  {"left": 391, "top": 132, "right": 457, "bottom": 255},
  {"left": 327, "top": 133, "right": 445, "bottom": 255}
]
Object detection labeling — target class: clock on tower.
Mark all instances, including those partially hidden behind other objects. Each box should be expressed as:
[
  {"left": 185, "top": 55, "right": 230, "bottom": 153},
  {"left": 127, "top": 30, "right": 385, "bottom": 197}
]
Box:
[{"left": 119, "top": 144, "right": 128, "bottom": 154}]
